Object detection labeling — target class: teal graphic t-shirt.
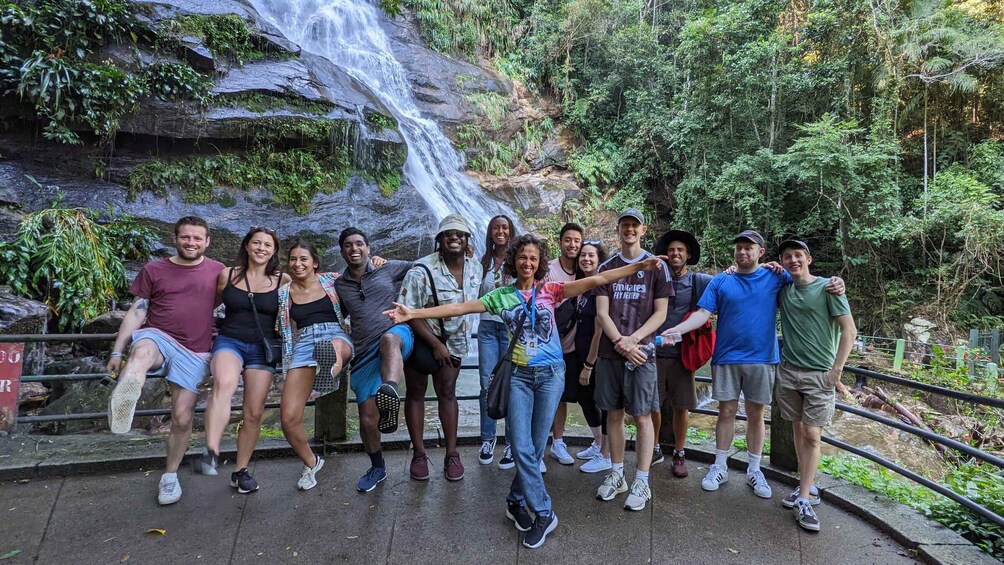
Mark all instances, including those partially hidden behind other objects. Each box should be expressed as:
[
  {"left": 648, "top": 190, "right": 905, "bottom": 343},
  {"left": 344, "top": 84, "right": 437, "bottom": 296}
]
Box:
[{"left": 481, "top": 282, "right": 565, "bottom": 367}]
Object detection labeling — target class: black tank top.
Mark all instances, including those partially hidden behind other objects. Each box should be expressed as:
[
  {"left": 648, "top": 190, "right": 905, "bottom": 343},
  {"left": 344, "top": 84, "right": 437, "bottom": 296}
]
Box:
[
  {"left": 290, "top": 295, "right": 338, "bottom": 328},
  {"left": 219, "top": 271, "right": 280, "bottom": 343}
]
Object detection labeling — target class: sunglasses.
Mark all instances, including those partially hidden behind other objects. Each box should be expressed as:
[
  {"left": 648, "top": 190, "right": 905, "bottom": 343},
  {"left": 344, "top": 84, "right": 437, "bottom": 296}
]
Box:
[
  {"left": 250, "top": 226, "right": 278, "bottom": 236},
  {"left": 441, "top": 230, "right": 468, "bottom": 239},
  {"left": 582, "top": 240, "right": 602, "bottom": 247}
]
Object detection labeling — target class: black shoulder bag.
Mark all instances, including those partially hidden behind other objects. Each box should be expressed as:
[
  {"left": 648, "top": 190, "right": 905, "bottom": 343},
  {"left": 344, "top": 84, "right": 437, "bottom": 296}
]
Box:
[
  {"left": 244, "top": 275, "right": 282, "bottom": 365},
  {"left": 486, "top": 283, "right": 541, "bottom": 420},
  {"left": 405, "top": 263, "right": 450, "bottom": 375}
]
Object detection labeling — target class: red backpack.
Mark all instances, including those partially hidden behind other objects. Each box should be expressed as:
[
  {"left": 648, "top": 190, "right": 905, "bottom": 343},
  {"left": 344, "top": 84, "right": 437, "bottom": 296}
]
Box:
[{"left": 680, "top": 273, "right": 715, "bottom": 371}]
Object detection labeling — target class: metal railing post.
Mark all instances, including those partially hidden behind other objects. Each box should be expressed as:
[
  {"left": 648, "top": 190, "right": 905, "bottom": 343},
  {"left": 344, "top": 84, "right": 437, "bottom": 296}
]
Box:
[
  {"left": 892, "top": 338, "right": 905, "bottom": 370},
  {"left": 988, "top": 363, "right": 999, "bottom": 396}
]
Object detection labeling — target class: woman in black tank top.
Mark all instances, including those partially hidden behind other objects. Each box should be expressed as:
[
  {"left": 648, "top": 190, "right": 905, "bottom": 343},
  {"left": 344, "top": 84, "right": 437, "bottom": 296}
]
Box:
[{"left": 198, "top": 228, "right": 289, "bottom": 494}]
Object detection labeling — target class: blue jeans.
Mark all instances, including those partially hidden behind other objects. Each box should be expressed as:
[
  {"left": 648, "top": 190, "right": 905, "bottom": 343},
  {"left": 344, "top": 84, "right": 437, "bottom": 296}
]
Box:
[
  {"left": 506, "top": 361, "right": 564, "bottom": 515},
  {"left": 477, "top": 320, "right": 508, "bottom": 441}
]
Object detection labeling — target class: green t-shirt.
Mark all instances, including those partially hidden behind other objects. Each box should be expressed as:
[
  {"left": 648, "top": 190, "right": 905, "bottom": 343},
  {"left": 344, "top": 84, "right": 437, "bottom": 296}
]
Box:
[{"left": 779, "top": 277, "right": 851, "bottom": 371}]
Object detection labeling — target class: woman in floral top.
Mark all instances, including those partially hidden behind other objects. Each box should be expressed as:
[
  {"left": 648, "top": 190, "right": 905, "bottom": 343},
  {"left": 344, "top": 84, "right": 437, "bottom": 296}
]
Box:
[{"left": 386, "top": 233, "right": 663, "bottom": 550}]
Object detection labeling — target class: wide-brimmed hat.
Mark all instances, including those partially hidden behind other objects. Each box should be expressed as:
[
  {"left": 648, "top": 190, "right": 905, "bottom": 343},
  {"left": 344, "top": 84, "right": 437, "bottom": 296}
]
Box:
[
  {"left": 436, "top": 214, "right": 471, "bottom": 237},
  {"left": 655, "top": 230, "right": 700, "bottom": 265}
]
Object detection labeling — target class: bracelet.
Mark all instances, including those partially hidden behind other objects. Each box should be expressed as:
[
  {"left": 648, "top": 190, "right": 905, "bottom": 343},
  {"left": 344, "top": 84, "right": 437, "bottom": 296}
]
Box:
[
  {"left": 583, "top": 362, "right": 594, "bottom": 370},
  {"left": 110, "top": 352, "right": 123, "bottom": 357}
]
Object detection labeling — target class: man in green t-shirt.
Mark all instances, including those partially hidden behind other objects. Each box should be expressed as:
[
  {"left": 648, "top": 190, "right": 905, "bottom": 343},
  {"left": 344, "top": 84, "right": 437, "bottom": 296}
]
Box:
[{"left": 776, "top": 239, "right": 857, "bottom": 533}]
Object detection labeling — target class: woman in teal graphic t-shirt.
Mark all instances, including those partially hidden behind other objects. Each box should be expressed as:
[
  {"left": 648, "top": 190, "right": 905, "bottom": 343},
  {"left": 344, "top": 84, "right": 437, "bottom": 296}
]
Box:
[{"left": 385, "top": 233, "right": 663, "bottom": 549}]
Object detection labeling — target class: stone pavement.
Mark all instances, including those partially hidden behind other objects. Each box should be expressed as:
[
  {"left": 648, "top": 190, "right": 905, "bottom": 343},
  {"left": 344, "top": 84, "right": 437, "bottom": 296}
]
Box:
[{"left": 1, "top": 446, "right": 922, "bottom": 565}]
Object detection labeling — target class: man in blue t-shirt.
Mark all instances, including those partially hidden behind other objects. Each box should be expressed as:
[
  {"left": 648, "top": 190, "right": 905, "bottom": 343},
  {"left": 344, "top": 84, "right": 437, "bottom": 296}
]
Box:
[{"left": 662, "top": 230, "right": 843, "bottom": 501}]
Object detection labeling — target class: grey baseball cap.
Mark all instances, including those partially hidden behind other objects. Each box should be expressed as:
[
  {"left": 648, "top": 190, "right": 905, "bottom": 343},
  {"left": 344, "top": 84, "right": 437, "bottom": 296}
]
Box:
[
  {"left": 617, "top": 208, "right": 645, "bottom": 224},
  {"left": 733, "top": 230, "right": 765, "bottom": 247}
]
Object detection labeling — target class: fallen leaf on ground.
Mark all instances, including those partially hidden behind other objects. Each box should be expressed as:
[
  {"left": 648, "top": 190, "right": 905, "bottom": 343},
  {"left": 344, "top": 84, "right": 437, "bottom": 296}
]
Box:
[
  {"left": 103, "top": 537, "right": 115, "bottom": 543},
  {"left": 120, "top": 556, "right": 129, "bottom": 563},
  {"left": 727, "top": 548, "right": 739, "bottom": 554},
  {"left": 1, "top": 550, "right": 22, "bottom": 560},
  {"left": 145, "top": 529, "right": 167, "bottom": 536},
  {"left": 346, "top": 536, "right": 358, "bottom": 539}
]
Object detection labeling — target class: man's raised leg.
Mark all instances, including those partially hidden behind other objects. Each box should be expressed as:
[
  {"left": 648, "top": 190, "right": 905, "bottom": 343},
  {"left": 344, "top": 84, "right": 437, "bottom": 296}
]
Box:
[{"left": 109, "top": 341, "right": 163, "bottom": 434}]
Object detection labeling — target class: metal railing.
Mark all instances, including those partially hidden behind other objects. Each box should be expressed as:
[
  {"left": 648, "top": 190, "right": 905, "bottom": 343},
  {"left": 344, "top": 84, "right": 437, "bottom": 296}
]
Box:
[{"left": 7, "top": 333, "right": 1004, "bottom": 530}]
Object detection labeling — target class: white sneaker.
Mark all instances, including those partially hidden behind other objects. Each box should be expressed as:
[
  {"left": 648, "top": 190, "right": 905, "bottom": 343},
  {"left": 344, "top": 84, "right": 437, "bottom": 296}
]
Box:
[
  {"left": 747, "top": 470, "right": 773, "bottom": 499},
  {"left": 580, "top": 455, "right": 612, "bottom": 474},
  {"left": 576, "top": 442, "right": 602, "bottom": 460},
  {"left": 550, "top": 440, "right": 574, "bottom": 465},
  {"left": 596, "top": 472, "right": 628, "bottom": 501},
  {"left": 158, "top": 474, "right": 182, "bottom": 506},
  {"left": 297, "top": 455, "right": 325, "bottom": 491},
  {"left": 624, "top": 479, "right": 652, "bottom": 511},
  {"left": 539, "top": 459, "right": 547, "bottom": 474},
  {"left": 701, "top": 464, "right": 730, "bottom": 491}
]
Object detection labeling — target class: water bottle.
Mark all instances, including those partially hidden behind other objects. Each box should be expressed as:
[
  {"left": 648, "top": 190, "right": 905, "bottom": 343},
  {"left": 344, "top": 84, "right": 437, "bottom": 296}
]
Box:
[{"left": 625, "top": 337, "right": 667, "bottom": 370}]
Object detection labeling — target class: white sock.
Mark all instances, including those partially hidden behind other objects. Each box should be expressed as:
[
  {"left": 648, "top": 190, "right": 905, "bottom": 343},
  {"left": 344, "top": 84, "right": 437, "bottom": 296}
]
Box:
[
  {"left": 162, "top": 472, "right": 177, "bottom": 482},
  {"left": 748, "top": 453, "right": 762, "bottom": 474},
  {"left": 636, "top": 470, "right": 649, "bottom": 485},
  {"left": 714, "top": 449, "right": 729, "bottom": 468},
  {"left": 553, "top": 437, "right": 565, "bottom": 447},
  {"left": 612, "top": 462, "right": 625, "bottom": 477}
]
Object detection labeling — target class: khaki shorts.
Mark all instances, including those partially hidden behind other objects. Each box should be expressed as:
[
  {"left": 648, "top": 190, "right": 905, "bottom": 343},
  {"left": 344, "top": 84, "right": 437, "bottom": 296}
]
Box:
[
  {"left": 656, "top": 357, "right": 697, "bottom": 410},
  {"left": 775, "top": 361, "right": 835, "bottom": 427},
  {"left": 711, "top": 364, "right": 774, "bottom": 405}
]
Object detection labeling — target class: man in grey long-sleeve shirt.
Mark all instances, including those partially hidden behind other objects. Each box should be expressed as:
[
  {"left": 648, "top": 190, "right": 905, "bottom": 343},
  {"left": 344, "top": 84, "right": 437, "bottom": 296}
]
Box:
[{"left": 334, "top": 227, "right": 414, "bottom": 493}]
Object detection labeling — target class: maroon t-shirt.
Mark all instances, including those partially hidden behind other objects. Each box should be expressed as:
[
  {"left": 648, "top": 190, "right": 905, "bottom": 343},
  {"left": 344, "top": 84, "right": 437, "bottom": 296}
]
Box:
[
  {"left": 129, "top": 257, "right": 225, "bottom": 353},
  {"left": 594, "top": 250, "right": 673, "bottom": 358}
]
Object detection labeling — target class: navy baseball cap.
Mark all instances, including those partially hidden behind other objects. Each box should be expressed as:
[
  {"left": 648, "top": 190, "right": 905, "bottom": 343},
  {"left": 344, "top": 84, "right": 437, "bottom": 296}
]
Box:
[{"left": 733, "top": 230, "right": 765, "bottom": 247}]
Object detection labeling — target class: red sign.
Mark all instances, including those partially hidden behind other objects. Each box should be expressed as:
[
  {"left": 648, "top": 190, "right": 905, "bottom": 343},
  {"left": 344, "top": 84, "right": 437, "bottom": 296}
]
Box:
[{"left": 0, "top": 343, "right": 25, "bottom": 434}]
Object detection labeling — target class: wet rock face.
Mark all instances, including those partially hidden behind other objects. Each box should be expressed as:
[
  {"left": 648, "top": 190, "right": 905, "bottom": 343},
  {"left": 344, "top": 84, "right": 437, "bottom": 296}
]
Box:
[{"left": 0, "top": 287, "right": 48, "bottom": 336}]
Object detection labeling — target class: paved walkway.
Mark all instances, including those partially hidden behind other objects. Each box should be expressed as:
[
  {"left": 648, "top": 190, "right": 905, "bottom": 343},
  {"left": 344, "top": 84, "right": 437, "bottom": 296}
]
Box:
[{"left": 2, "top": 447, "right": 918, "bottom": 565}]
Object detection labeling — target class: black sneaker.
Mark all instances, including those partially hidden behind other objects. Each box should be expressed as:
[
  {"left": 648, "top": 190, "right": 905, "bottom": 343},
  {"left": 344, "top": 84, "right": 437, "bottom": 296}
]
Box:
[
  {"left": 796, "top": 499, "right": 821, "bottom": 532},
  {"left": 651, "top": 446, "right": 665, "bottom": 466},
  {"left": 498, "top": 444, "right": 515, "bottom": 470},
  {"left": 506, "top": 501, "right": 533, "bottom": 532},
  {"left": 479, "top": 437, "right": 496, "bottom": 465},
  {"left": 375, "top": 383, "right": 401, "bottom": 434},
  {"left": 230, "top": 468, "right": 259, "bottom": 494},
  {"left": 193, "top": 449, "right": 218, "bottom": 476},
  {"left": 523, "top": 512, "right": 558, "bottom": 549}
]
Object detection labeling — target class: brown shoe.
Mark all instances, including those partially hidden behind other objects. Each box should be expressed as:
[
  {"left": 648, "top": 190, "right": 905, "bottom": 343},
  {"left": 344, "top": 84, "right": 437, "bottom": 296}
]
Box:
[
  {"left": 445, "top": 451, "right": 465, "bottom": 481},
  {"left": 672, "top": 452, "right": 689, "bottom": 478},
  {"left": 410, "top": 452, "right": 430, "bottom": 481}
]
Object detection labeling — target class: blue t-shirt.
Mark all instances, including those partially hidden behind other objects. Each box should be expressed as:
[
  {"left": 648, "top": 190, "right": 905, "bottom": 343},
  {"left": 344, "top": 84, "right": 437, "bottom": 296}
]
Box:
[{"left": 697, "top": 267, "right": 792, "bottom": 365}]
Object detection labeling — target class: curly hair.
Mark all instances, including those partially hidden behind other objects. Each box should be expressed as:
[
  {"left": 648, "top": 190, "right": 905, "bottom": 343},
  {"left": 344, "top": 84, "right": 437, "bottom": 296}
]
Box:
[{"left": 504, "top": 233, "right": 551, "bottom": 281}]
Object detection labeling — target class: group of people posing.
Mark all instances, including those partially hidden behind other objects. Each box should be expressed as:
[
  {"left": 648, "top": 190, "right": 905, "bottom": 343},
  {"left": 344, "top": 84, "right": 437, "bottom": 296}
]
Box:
[{"left": 106, "top": 209, "right": 854, "bottom": 549}]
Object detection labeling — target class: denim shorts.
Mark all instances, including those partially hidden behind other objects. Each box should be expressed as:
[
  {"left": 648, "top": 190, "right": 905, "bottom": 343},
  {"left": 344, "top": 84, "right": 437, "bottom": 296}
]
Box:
[
  {"left": 132, "top": 328, "right": 211, "bottom": 393},
  {"left": 211, "top": 334, "right": 277, "bottom": 373},
  {"left": 289, "top": 322, "right": 354, "bottom": 370}
]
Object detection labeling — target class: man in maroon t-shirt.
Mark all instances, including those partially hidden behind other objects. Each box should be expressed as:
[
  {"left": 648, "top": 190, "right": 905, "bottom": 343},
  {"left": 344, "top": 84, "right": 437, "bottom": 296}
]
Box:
[
  {"left": 106, "top": 216, "right": 225, "bottom": 506},
  {"left": 594, "top": 209, "right": 672, "bottom": 512}
]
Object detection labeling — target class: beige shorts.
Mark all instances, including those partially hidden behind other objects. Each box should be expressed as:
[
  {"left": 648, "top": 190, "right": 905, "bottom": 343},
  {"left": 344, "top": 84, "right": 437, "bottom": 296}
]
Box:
[{"left": 775, "top": 361, "right": 835, "bottom": 427}]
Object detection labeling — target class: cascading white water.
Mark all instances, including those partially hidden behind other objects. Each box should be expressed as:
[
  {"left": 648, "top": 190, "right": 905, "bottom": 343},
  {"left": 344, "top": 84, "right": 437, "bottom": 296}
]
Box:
[{"left": 249, "top": 0, "right": 517, "bottom": 240}]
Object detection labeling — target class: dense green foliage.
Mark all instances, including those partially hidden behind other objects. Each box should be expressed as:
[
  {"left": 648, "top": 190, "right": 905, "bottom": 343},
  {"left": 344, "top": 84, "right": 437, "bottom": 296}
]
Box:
[
  {"left": 821, "top": 455, "right": 1004, "bottom": 558},
  {"left": 0, "top": 207, "right": 155, "bottom": 330},
  {"left": 0, "top": 0, "right": 212, "bottom": 144},
  {"left": 398, "top": 0, "right": 1004, "bottom": 333}
]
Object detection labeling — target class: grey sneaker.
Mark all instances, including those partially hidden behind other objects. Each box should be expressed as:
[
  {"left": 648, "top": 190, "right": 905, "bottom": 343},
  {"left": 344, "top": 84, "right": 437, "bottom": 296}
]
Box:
[
  {"left": 747, "top": 470, "right": 773, "bottom": 499},
  {"left": 701, "top": 464, "right": 729, "bottom": 491},
  {"left": 157, "top": 474, "right": 182, "bottom": 506},
  {"left": 624, "top": 479, "right": 652, "bottom": 511},
  {"left": 796, "top": 499, "right": 821, "bottom": 531},
  {"left": 297, "top": 455, "right": 325, "bottom": 491},
  {"left": 550, "top": 440, "right": 574, "bottom": 465},
  {"left": 596, "top": 472, "right": 628, "bottom": 501},
  {"left": 193, "top": 449, "right": 218, "bottom": 476},
  {"left": 782, "top": 485, "right": 820, "bottom": 508}
]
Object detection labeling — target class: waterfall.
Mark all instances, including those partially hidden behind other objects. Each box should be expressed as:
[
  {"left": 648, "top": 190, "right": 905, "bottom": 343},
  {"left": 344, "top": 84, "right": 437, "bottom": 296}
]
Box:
[{"left": 249, "top": 0, "right": 517, "bottom": 242}]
